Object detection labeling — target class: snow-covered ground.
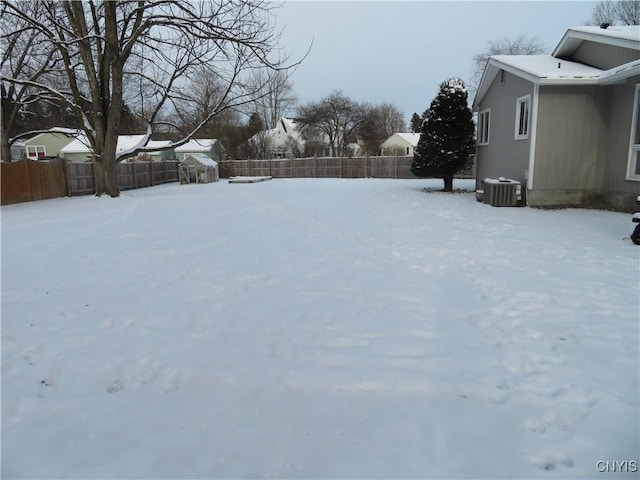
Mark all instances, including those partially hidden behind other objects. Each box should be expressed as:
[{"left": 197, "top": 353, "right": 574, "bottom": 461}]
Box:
[{"left": 2, "top": 178, "right": 638, "bottom": 479}]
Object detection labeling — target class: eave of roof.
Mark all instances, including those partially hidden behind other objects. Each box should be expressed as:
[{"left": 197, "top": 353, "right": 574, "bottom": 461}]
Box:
[{"left": 553, "top": 25, "right": 640, "bottom": 58}]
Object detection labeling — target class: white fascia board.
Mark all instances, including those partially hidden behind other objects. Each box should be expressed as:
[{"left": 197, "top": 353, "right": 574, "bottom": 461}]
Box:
[{"left": 553, "top": 28, "right": 640, "bottom": 57}]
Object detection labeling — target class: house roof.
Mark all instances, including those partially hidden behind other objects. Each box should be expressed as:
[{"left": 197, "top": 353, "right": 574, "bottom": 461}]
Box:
[
  {"left": 60, "top": 135, "right": 148, "bottom": 155},
  {"left": 183, "top": 153, "right": 217, "bottom": 167},
  {"left": 24, "top": 127, "right": 82, "bottom": 144},
  {"left": 395, "top": 133, "right": 420, "bottom": 146},
  {"left": 553, "top": 25, "right": 640, "bottom": 58},
  {"left": 473, "top": 24, "right": 640, "bottom": 110},
  {"left": 382, "top": 133, "right": 420, "bottom": 147},
  {"left": 174, "top": 139, "right": 220, "bottom": 152}
]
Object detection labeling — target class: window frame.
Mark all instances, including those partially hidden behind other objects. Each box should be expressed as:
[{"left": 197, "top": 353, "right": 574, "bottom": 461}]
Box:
[
  {"left": 26, "top": 145, "right": 46, "bottom": 159},
  {"left": 626, "top": 83, "right": 640, "bottom": 181},
  {"left": 477, "top": 109, "right": 490, "bottom": 146},
  {"left": 514, "top": 94, "right": 531, "bottom": 140}
]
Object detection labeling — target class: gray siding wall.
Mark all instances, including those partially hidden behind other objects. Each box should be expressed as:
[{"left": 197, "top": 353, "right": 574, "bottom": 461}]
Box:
[
  {"left": 603, "top": 76, "right": 640, "bottom": 195},
  {"left": 475, "top": 71, "right": 534, "bottom": 189},
  {"left": 570, "top": 41, "right": 639, "bottom": 70},
  {"left": 533, "top": 85, "right": 608, "bottom": 191}
]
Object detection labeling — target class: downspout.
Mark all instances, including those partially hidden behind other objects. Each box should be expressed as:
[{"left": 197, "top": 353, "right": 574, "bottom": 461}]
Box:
[{"left": 526, "top": 83, "right": 540, "bottom": 205}]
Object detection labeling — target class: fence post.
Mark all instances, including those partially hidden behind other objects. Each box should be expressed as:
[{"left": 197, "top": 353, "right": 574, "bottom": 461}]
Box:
[
  {"left": 364, "top": 157, "right": 367, "bottom": 178},
  {"left": 133, "top": 161, "right": 137, "bottom": 189},
  {"left": 314, "top": 156, "right": 318, "bottom": 178},
  {"left": 62, "top": 158, "right": 71, "bottom": 197},
  {"left": 150, "top": 161, "right": 154, "bottom": 186},
  {"left": 290, "top": 158, "right": 293, "bottom": 178},
  {"left": 395, "top": 156, "right": 398, "bottom": 179}
]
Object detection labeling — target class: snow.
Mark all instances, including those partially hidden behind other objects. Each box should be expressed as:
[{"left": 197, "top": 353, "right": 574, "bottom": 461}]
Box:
[
  {"left": 567, "top": 25, "right": 640, "bottom": 43},
  {"left": 60, "top": 135, "right": 148, "bottom": 156},
  {"left": 490, "top": 55, "right": 603, "bottom": 81},
  {"left": 2, "top": 178, "right": 638, "bottom": 479},
  {"left": 184, "top": 153, "right": 218, "bottom": 167},
  {"left": 396, "top": 133, "right": 421, "bottom": 146}
]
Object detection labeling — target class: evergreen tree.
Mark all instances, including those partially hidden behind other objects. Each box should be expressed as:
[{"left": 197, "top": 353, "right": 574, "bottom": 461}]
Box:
[
  {"left": 411, "top": 78, "right": 475, "bottom": 191},
  {"left": 410, "top": 112, "right": 422, "bottom": 133}
]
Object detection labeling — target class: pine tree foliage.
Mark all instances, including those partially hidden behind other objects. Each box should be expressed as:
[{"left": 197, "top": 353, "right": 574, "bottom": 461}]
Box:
[{"left": 411, "top": 78, "right": 475, "bottom": 191}]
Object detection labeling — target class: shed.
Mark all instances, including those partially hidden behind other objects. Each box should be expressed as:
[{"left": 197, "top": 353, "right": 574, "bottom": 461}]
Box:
[{"left": 180, "top": 154, "right": 219, "bottom": 184}]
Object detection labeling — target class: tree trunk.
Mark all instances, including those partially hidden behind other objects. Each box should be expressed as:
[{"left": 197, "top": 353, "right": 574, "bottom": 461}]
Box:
[
  {"left": 443, "top": 175, "right": 454, "bottom": 192},
  {"left": 1, "top": 135, "right": 11, "bottom": 161},
  {"left": 94, "top": 134, "right": 120, "bottom": 197}
]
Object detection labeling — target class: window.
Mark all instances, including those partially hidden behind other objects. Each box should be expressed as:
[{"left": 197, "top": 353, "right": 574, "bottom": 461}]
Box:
[
  {"left": 26, "top": 145, "right": 45, "bottom": 159},
  {"left": 627, "top": 83, "right": 640, "bottom": 181},
  {"left": 406, "top": 146, "right": 410, "bottom": 155},
  {"left": 478, "top": 109, "right": 490, "bottom": 145},
  {"left": 515, "top": 95, "right": 531, "bottom": 140}
]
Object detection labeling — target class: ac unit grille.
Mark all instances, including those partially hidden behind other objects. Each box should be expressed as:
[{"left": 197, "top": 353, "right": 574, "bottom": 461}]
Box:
[{"left": 483, "top": 178, "right": 522, "bottom": 207}]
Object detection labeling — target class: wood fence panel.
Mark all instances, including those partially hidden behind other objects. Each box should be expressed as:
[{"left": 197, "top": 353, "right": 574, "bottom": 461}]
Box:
[
  {"left": 118, "top": 163, "right": 135, "bottom": 191},
  {"left": 1, "top": 159, "right": 67, "bottom": 204},
  {"left": 67, "top": 162, "right": 95, "bottom": 196}
]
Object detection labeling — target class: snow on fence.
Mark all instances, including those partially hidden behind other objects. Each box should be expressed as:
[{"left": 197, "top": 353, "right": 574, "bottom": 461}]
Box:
[
  {"left": 1, "top": 159, "right": 179, "bottom": 205},
  {"left": 219, "top": 156, "right": 475, "bottom": 180}
]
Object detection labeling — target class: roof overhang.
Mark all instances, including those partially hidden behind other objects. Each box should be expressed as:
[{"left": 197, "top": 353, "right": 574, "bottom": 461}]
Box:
[
  {"left": 553, "top": 26, "right": 640, "bottom": 58},
  {"left": 473, "top": 56, "right": 639, "bottom": 110}
]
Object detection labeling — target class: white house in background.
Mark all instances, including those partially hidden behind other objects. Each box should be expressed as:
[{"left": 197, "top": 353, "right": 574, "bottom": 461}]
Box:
[
  {"left": 60, "top": 134, "right": 148, "bottom": 162},
  {"left": 137, "top": 140, "right": 175, "bottom": 162},
  {"left": 380, "top": 133, "right": 420, "bottom": 156},
  {"left": 248, "top": 118, "right": 304, "bottom": 159},
  {"left": 174, "top": 139, "right": 226, "bottom": 162}
]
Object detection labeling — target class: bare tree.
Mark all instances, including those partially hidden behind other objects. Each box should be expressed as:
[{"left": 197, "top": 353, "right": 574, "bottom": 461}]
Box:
[
  {"left": 359, "top": 103, "right": 406, "bottom": 156},
  {"left": 470, "top": 35, "right": 546, "bottom": 91},
  {"left": 1, "top": 0, "right": 299, "bottom": 196},
  {"left": 248, "top": 68, "right": 297, "bottom": 129},
  {"left": 587, "top": 0, "right": 640, "bottom": 25},
  {"left": 0, "top": 1, "right": 63, "bottom": 160},
  {"left": 296, "top": 90, "right": 367, "bottom": 158},
  {"left": 587, "top": 0, "right": 619, "bottom": 25},
  {"left": 616, "top": 0, "right": 640, "bottom": 24}
]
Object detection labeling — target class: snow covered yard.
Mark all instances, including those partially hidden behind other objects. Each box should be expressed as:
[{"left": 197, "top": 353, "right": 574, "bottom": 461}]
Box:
[{"left": 2, "top": 178, "right": 638, "bottom": 479}]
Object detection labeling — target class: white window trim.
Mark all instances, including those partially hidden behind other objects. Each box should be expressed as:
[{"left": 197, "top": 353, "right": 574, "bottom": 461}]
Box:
[
  {"left": 478, "top": 109, "right": 490, "bottom": 146},
  {"left": 26, "top": 145, "right": 46, "bottom": 159},
  {"left": 515, "top": 94, "right": 531, "bottom": 140},
  {"left": 626, "top": 83, "right": 640, "bottom": 181}
]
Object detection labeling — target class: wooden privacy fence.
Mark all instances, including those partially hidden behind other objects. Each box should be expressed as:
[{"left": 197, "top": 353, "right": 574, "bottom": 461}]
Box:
[
  {"left": 1, "top": 159, "right": 179, "bottom": 205},
  {"left": 219, "top": 156, "right": 475, "bottom": 180},
  {"left": 1, "top": 158, "right": 66, "bottom": 204}
]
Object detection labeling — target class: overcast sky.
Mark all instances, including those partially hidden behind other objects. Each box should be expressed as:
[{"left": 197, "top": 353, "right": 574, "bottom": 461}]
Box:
[{"left": 273, "top": 1, "right": 599, "bottom": 124}]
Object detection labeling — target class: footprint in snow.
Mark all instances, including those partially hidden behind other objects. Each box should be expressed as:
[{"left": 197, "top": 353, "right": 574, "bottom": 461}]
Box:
[
  {"left": 532, "top": 454, "right": 574, "bottom": 471},
  {"left": 106, "top": 379, "right": 124, "bottom": 394},
  {"left": 38, "top": 378, "right": 57, "bottom": 398}
]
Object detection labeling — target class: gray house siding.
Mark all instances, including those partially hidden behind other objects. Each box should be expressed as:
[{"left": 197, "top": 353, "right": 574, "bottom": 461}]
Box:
[
  {"left": 532, "top": 85, "right": 608, "bottom": 192},
  {"left": 528, "top": 79, "right": 640, "bottom": 209},
  {"left": 570, "top": 41, "right": 640, "bottom": 70},
  {"left": 602, "top": 76, "right": 640, "bottom": 208},
  {"left": 475, "top": 71, "right": 534, "bottom": 190}
]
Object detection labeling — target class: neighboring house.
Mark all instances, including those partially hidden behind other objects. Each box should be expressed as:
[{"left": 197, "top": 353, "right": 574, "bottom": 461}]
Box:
[
  {"left": 473, "top": 25, "right": 640, "bottom": 210},
  {"left": 174, "top": 139, "right": 226, "bottom": 163},
  {"left": 13, "top": 127, "right": 81, "bottom": 160},
  {"left": 60, "top": 134, "right": 148, "bottom": 162},
  {"left": 380, "top": 133, "right": 420, "bottom": 156},
  {"left": 136, "top": 140, "right": 175, "bottom": 162},
  {"left": 248, "top": 118, "right": 304, "bottom": 159}
]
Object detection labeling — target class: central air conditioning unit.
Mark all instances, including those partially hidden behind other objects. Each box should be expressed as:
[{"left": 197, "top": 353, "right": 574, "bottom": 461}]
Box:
[{"left": 483, "top": 178, "right": 522, "bottom": 207}]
